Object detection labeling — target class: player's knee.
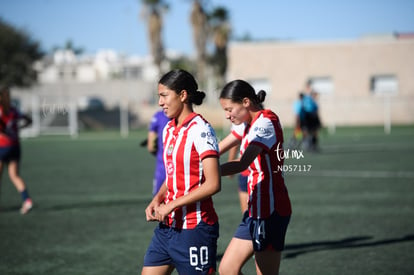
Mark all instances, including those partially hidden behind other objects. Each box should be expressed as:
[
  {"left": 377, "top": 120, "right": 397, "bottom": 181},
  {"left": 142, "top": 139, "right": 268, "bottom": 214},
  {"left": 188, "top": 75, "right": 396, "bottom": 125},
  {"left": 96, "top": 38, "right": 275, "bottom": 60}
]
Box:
[{"left": 219, "top": 261, "right": 240, "bottom": 275}]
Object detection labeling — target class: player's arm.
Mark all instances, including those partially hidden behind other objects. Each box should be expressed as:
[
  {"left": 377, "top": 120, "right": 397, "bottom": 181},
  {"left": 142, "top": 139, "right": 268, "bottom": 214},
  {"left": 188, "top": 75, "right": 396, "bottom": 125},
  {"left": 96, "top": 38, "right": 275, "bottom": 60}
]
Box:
[
  {"left": 218, "top": 133, "right": 240, "bottom": 156},
  {"left": 227, "top": 145, "right": 239, "bottom": 161},
  {"left": 155, "top": 156, "right": 221, "bottom": 222},
  {"left": 145, "top": 183, "right": 167, "bottom": 221},
  {"left": 19, "top": 114, "right": 32, "bottom": 129},
  {"left": 220, "top": 144, "right": 262, "bottom": 176}
]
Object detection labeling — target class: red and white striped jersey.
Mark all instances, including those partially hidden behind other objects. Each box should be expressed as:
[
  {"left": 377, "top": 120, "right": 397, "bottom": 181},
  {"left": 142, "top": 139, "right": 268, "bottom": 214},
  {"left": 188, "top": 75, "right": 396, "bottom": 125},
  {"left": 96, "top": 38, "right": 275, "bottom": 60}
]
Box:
[
  {"left": 0, "top": 106, "right": 23, "bottom": 147},
  {"left": 231, "top": 110, "right": 292, "bottom": 218},
  {"left": 163, "top": 112, "right": 219, "bottom": 229}
]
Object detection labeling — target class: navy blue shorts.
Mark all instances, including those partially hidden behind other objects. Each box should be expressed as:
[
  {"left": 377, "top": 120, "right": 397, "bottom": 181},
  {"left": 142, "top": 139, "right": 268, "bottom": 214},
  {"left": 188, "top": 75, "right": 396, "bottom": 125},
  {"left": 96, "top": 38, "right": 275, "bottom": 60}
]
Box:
[
  {"left": 143, "top": 221, "right": 219, "bottom": 274},
  {"left": 234, "top": 210, "right": 290, "bottom": 252},
  {"left": 238, "top": 174, "right": 248, "bottom": 192},
  {"left": 0, "top": 146, "right": 21, "bottom": 163}
]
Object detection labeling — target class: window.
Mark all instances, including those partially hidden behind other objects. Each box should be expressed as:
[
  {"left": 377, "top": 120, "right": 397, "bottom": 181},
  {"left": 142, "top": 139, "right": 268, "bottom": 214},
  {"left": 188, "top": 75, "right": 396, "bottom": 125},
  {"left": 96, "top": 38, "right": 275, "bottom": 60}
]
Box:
[
  {"left": 308, "top": 77, "right": 334, "bottom": 94},
  {"left": 370, "top": 75, "right": 398, "bottom": 95}
]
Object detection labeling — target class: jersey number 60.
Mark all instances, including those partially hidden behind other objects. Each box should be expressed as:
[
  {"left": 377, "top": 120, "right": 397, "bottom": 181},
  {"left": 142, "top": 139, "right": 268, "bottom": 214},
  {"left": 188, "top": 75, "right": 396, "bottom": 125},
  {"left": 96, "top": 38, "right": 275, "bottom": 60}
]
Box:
[{"left": 189, "top": 246, "right": 208, "bottom": 266}]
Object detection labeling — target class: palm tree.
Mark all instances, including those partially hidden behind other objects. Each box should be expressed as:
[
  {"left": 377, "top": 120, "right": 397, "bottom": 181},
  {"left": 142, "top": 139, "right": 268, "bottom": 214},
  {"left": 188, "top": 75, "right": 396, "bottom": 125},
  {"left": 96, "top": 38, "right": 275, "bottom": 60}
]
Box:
[
  {"left": 140, "top": 0, "right": 169, "bottom": 76},
  {"left": 209, "top": 6, "right": 231, "bottom": 89},
  {"left": 190, "top": 0, "right": 209, "bottom": 86}
]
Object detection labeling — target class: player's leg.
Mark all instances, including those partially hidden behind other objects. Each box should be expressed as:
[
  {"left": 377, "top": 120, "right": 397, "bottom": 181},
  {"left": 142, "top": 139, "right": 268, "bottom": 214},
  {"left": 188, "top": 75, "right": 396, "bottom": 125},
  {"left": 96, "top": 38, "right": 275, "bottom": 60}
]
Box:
[
  {"left": 142, "top": 223, "right": 178, "bottom": 275},
  {"left": 0, "top": 147, "right": 8, "bottom": 182},
  {"left": 8, "top": 159, "right": 33, "bottom": 214},
  {"left": 0, "top": 161, "right": 4, "bottom": 181},
  {"left": 219, "top": 212, "right": 254, "bottom": 275},
  {"left": 141, "top": 265, "right": 174, "bottom": 275},
  {"left": 251, "top": 212, "right": 290, "bottom": 275},
  {"left": 0, "top": 160, "right": 4, "bottom": 207},
  {"left": 171, "top": 222, "right": 219, "bottom": 275},
  {"left": 254, "top": 250, "right": 281, "bottom": 275},
  {"left": 218, "top": 237, "right": 253, "bottom": 275},
  {"left": 8, "top": 160, "right": 26, "bottom": 192}
]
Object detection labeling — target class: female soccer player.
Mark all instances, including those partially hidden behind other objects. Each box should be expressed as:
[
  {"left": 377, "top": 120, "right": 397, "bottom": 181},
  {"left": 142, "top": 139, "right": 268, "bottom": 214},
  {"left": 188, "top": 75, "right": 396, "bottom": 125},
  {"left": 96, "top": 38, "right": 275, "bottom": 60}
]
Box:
[
  {"left": 0, "top": 86, "right": 33, "bottom": 214},
  {"left": 217, "top": 80, "right": 292, "bottom": 275},
  {"left": 142, "top": 69, "right": 221, "bottom": 275}
]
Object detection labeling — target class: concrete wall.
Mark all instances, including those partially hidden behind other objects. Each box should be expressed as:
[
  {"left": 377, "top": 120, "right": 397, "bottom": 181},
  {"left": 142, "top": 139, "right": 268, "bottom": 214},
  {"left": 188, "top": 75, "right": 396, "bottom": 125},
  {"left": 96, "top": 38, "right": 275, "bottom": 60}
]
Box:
[
  {"left": 224, "top": 38, "right": 414, "bottom": 128},
  {"left": 10, "top": 37, "right": 414, "bottom": 132}
]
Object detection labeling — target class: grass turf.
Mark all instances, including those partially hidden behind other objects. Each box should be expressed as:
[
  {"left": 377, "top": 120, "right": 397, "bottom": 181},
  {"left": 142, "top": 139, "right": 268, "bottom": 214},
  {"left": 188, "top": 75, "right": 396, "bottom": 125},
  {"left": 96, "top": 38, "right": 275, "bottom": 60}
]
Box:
[{"left": 0, "top": 126, "right": 413, "bottom": 274}]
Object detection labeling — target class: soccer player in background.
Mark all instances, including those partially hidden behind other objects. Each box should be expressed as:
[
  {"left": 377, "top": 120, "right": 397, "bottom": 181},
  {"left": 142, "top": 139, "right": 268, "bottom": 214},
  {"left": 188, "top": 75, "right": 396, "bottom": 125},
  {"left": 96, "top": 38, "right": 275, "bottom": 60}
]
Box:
[
  {"left": 217, "top": 80, "right": 292, "bottom": 275},
  {"left": 142, "top": 69, "right": 221, "bottom": 275},
  {"left": 146, "top": 109, "right": 169, "bottom": 196},
  {"left": 0, "top": 86, "right": 33, "bottom": 214}
]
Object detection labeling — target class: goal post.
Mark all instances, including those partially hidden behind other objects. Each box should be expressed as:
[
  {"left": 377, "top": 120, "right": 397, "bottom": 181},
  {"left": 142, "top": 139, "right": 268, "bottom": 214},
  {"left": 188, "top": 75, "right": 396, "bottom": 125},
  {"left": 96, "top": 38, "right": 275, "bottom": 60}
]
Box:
[{"left": 20, "top": 94, "right": 79, "bottom": 138}]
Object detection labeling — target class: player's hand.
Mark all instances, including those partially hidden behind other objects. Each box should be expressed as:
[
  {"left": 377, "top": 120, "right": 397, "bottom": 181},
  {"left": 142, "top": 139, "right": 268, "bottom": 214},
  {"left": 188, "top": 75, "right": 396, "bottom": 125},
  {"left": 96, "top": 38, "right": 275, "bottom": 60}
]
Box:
[
  {"left": 154, "top": 203, "right": 171, "bottom": 224},
  {"left": 145, "top": 200, "right": 161, "bottom": 221}
]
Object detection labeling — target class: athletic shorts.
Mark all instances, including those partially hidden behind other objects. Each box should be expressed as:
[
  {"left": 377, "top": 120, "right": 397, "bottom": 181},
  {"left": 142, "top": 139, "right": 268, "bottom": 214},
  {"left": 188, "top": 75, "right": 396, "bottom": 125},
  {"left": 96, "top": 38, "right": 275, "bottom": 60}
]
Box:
[
  {"left": 0, "top": 145, "right": 21, "bottom": 162},
  {"left": 143, "top": 221, "right": 219, "bottom": 274},
  {"left": 234, "top": 210, "right": 290, "bottom": 252},
  {"left": 238, "top": 174, "right": 248, "bottom": 192}
]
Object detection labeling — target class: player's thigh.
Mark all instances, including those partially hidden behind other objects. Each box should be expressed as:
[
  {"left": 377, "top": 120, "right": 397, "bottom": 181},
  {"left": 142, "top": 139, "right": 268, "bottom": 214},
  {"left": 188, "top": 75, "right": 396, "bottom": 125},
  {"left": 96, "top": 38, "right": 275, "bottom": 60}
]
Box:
[
  {"left": 172, "top": 222, "right": 219, "bottom": 275},
  {"left": 219, "top": 237, "right": 253, "bottom": 273},
  {"left": 141, "top": 265, "right": 174, "bottom": 275},
  {"left": 254, "top": 250, "right": 281, "bottom": 275}
]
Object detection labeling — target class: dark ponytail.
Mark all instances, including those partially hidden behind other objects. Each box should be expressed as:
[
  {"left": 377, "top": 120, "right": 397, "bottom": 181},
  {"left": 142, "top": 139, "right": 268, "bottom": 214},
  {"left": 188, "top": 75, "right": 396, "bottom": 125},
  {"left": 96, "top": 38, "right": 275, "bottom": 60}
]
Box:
[
  {"left": 159, "top": 69, "right": 205, "bottom": 105},
  {"left": 220, "top": 79, "right": 266, "bottom": 107}
]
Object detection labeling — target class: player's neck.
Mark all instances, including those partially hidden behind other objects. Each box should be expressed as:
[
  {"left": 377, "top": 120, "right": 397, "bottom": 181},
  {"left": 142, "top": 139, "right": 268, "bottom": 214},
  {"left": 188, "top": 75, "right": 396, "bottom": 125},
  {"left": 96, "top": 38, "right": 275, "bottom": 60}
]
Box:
[{"left": 175, "top": 107, "right": 193, "bottom": 127}]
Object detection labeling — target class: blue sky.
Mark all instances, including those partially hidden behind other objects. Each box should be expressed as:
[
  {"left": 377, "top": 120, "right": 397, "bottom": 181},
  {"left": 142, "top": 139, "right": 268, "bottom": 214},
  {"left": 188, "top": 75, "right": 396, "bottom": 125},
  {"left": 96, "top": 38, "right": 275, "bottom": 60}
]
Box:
[{"left": 0, "top": 0, "right": 413, "bottom": 56}]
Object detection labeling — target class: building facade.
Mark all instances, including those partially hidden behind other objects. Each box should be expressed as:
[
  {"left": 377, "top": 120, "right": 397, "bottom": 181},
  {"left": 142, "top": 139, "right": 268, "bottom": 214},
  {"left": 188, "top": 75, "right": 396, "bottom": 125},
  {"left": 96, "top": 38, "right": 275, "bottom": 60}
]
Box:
[{"left": 223, "top": 35, "right": 414, "bottom": 130}]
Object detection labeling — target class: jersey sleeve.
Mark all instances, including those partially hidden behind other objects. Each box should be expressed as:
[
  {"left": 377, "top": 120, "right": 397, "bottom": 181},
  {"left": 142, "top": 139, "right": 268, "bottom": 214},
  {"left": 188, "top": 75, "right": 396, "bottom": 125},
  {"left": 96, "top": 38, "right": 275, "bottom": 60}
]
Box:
[
  {"left": 230, "top": 123, "right": 245, "bottom": 141},
  {"left": 194, "top": 123, "right": 219, "bottom": 160},
  {"left": 247, "top": 117, "right": 276, "bottom": 151}
]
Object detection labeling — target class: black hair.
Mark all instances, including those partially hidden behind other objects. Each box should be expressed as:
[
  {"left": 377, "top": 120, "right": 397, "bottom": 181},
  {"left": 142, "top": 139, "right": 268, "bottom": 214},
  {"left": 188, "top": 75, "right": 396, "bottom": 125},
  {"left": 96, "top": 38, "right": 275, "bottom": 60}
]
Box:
[
  {"left": 219, "top": 79, "right": 266, "bottom": 107},
  {"left": 159, "top": 69, "right": 205, "bottom": 106}
]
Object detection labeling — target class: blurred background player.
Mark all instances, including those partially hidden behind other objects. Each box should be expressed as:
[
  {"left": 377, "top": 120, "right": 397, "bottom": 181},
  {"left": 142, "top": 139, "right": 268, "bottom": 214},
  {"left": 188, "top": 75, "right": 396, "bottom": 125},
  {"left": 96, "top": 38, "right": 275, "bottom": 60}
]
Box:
[
  {"left": 146, "top": 109, "right": 169, "bottom": 196},
  {"left": 0, "top": 86, "right": 33, "bottom": 214},
  {"left": 301, "top": 81, "right": 321, "bottom": 151},
  {"left": 289, "top": 92, "right": 306, "bottom": 149},
  {"left": 142, "top": 69, "right": 221, "bottom": 275}
]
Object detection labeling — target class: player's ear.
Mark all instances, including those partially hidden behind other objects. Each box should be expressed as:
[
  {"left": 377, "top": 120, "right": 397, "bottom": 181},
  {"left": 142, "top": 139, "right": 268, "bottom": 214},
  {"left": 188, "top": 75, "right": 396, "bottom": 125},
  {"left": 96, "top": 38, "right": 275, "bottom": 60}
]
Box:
[
  {"left": 179, "top": 90, "right": 188, "bottom": 103},
  {"left": 242, "top": 97, "right": 251, "bottom": 107}
]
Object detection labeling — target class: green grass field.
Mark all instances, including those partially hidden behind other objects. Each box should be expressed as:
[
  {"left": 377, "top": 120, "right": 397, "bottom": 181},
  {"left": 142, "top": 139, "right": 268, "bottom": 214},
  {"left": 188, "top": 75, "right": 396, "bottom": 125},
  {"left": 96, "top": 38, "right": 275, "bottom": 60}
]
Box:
[{"left": 1, "top": 126, "right": 413, "bottom": 275}]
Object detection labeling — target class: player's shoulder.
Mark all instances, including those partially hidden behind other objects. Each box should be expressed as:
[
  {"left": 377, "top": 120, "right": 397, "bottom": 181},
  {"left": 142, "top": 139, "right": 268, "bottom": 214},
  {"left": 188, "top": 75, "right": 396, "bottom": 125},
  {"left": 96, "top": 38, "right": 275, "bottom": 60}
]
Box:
[
  {"left": 191, "top": 114, "right": 214, "bottom": 129},
  {"left": 253, "top": 110, "right": 277, "bottom": 125}
]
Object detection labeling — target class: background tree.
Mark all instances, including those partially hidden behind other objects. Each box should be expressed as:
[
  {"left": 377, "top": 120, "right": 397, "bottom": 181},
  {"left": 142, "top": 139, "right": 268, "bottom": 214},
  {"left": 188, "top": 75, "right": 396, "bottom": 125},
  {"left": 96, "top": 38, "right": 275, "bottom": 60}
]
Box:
[
  {"left": 0, "top": 18, "right": 43, "bottom": 87},
  {"left": 140, "top": 0, "right": 169, "bottom": 76},
  {"left": 209, "top": 6, "right": 231, "bottom": 89},
  {"left": 52, "top": 39, "right": 84, "bottom": 56},
  {"left": 190, "top": 0, "right": 208, "bottom": 86}
]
